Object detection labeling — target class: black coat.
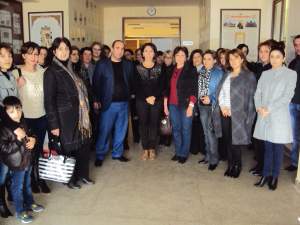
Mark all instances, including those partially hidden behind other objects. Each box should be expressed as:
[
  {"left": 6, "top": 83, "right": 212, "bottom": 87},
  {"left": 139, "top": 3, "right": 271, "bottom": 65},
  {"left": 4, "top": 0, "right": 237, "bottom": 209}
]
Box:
[
  {"left": 44, "top": 59, "right": 83, "bottom": 153},
  {"left": 0, "top": 121, "right": 32, "bottom": 171},
  {"left": 289, "top": 55, "right": 300, "bottom": 104},
  {"left": 164, "top": 63, "right": 198, "bottom": 109}
]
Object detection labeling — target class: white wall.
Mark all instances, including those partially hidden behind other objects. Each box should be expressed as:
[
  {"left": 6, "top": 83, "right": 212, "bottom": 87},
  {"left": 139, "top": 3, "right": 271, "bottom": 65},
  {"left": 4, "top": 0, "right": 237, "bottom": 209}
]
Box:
[
  {"left": 22, "top": 0, "right": 69, "bottom": 42},
  {"left": 102, "top": 6, "right": 200, "bottom": 52},
  {"left": 209, "top": 0, "right": 273, "bottom": 50}
]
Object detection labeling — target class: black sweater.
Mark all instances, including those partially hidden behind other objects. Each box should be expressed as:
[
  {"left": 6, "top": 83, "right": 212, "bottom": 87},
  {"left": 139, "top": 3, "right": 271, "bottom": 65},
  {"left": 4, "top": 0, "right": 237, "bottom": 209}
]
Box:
[
  {"left": 289, "top": 55, "right": 300, "bottom": 104},
  {"left": 248, "top": 61, "right": 272, "bottom": 82},
  {"left": 133, "top": 63, "right": 165, "bottom": 101}
]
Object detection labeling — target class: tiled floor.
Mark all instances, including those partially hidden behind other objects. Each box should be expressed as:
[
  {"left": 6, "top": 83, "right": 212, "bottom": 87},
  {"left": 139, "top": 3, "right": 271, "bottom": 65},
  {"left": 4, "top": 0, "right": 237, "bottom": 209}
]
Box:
[{"left": 2, "top": 143, "right": 300, "bottom": 225}]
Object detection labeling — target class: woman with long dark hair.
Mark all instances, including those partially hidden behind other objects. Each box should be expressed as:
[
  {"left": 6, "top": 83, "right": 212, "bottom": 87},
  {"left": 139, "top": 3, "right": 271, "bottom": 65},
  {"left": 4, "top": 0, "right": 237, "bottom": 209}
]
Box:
[{"left": 134, "top": 43, "right": 165, "bottom": 160}]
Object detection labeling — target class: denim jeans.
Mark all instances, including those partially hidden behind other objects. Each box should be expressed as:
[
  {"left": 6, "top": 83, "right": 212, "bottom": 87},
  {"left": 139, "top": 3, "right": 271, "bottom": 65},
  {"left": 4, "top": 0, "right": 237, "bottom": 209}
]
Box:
[
  {"left": 0, "top": 162, "right": 9, "bottom": 185},
  {"left": 263, "top": 141, "right": 284, "bottom": 178},
  {"left": 289, "top": 103, "right": 300, "bottom": 167},
  {"left": 0, "top": 162, "right": 9, "bottom": 207},
  {"left": 198, "top": 105, "right": 219, "bottom": 165},
  {"left": 169, "top": 105, "right": 193, "bottom": 158},
  {"left": 10, "top": 166, "right": 34, "bottom": 214},
  {"left": 96, "top": 102, "right": 129, "bottom": 160}
]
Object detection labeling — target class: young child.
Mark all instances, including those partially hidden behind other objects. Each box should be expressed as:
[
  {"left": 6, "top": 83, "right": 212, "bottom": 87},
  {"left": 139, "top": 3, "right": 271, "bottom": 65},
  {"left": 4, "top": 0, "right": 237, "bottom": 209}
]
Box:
[{"left": 0, "top": 96, "right": 44, "bottom": 223}]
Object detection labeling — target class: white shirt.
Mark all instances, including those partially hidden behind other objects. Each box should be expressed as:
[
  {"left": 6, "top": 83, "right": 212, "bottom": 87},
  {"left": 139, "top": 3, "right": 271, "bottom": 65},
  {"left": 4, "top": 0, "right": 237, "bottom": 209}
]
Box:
[
  {"left": 13, "top": 66, "right": 45, "bottom": 118},
  {"left": 219, "top": 75, "right": 231, "bottom": 109}
]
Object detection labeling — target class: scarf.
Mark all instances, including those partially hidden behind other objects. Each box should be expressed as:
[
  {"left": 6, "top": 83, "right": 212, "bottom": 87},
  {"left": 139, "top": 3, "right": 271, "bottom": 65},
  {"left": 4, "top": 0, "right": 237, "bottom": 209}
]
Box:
[
  {"left": 53, "top": 57, "right": 91, "bottom": 139},
  {"left": 198, "top": 68, "right": 211, "bottom": 99}
]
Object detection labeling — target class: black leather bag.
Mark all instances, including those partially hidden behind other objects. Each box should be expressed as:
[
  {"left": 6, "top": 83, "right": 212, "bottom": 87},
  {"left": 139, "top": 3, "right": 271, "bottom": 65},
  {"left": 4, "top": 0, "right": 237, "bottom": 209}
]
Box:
[
  {"left": 48, "top": 135, "right": 62, "bottom": 155},
  {"left": 160, "top": 116, "right": 172, "bottom": 136}
]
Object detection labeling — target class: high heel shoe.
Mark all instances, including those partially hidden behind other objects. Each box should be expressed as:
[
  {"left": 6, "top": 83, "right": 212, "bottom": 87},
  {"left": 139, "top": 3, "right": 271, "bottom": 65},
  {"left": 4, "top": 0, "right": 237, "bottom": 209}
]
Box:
[
  {"left": 268, "top": 177, "right": 278, "bottom": 191},
  {"left": 141, "top": 150, "right": 149, "bottom": 161},
  {"left": 149, "top": 149, "right": 156, "bottom": 160},
  {"left": 254, "top": 176, "right": 269, "bottom": 187},
  {"left": 232, "top": 165, "right": 241, "bottom": 178},
  {"left": 224, "top": 167, "right": 232, "bottom": 177}
]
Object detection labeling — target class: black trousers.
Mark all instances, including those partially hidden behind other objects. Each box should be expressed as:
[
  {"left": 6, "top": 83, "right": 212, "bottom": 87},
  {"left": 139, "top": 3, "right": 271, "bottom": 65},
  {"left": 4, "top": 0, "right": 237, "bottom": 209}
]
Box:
[
  {"left": 70, "top": 141, "right": 91, "bottom": 183},
  {"left": 221, "top": 116, "right": 244, "bottom": 167},
  {"left": 136, "top": 99, "right": 162, "bottom": 150},
  {"left": 25, "top": 116, "right": 47, "bottom": 183},
  {"left": 253, "top": 138, "right": 265, "bottom": 171},
  {"left": 130, "top": 98, "right": 140, "bottom": 143}
]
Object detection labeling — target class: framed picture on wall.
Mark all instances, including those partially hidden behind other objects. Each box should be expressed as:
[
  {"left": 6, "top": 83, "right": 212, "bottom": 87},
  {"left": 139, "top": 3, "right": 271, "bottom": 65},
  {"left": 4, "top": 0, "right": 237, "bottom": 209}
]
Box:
[
  {"left": 220, "top": 9, "right": 261, "bottom": 61},
  {"left": 0, "top": 0, "right": 23, "bottom": 63},
  {"left": 28, "top": 11, "right": 64, "bottom": 48},
  {"left": 271, "top": 0, "right": 285, "bottom": 41}
]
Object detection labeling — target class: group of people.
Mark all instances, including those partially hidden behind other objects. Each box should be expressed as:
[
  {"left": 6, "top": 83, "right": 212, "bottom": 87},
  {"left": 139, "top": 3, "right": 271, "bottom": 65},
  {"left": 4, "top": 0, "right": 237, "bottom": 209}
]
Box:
[{"left": 0, "top": 34, "right": 300, "bottom": 223}]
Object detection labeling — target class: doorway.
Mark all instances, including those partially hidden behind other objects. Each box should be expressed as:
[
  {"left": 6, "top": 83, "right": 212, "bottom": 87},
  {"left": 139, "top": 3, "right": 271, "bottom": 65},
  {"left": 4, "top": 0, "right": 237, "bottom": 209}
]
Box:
[{"left": 123, "top": 17, "right": 181, "bottom": 52}]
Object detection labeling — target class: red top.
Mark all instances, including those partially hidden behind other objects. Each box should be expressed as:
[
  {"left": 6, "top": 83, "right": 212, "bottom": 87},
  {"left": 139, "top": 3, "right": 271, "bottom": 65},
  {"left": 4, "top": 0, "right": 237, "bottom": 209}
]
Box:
[{"left": 168, "top": 67, "right": 196, "bottom": 106}]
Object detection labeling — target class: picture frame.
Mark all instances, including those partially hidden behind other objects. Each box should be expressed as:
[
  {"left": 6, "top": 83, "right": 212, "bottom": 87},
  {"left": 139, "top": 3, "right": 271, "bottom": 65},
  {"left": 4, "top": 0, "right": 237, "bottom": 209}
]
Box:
[
  {"left": 28, "top": 11, "right": 64, "bottom": 48},
  {"left": 271, "top": 0, "right": 285, "bottom": 41},
  {"left": 220, "top": 9, "right": 261, "bottom": 61},
  {"left": 0, "top": 0, "right": 23, "bottom": 63}
]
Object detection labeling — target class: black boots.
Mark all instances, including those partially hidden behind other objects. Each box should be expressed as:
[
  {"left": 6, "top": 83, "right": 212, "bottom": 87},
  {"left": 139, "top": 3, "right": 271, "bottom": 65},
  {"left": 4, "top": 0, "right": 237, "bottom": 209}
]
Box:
[
  {"left": 224, "top": 166, "right": 232, "bottom": 177},
  {"left": 224, "top": 163, "right": 241, "bottom": 178},
  {"left": 268, "top": 177, "right": 278, "bottom": 191},
  {"left": 255, "top": 176, "right": 278, "bottom": 190},
  {"left": 31, "top": 169, "right": 51, "bottom": 194},
  {"left": 39, "top": 180, "right": 51, "bottom": 194},
  {"left": 0, "top": 185, "right": 12, "bottom": 218},
  {"left": 254, "top": 176, "right": 269, "bottom": 187}
]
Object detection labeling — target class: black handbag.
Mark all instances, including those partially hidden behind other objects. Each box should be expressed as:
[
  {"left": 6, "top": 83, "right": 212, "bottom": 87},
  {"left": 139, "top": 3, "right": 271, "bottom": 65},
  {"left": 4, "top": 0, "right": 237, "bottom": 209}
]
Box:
[
  {"left": 160, "top": 116, "right": 172, "bottom": 136},
  {"left": 48, "top": 135, "right": 62, "bottom": 155}
]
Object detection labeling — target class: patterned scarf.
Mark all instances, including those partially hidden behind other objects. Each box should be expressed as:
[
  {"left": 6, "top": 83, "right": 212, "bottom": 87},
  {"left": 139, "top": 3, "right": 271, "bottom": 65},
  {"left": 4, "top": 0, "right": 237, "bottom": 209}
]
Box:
[
  {"left": 53, "top": 57, "right": 91, "bottom": 139},
  {"left": 198, "top": 68, "right": 211, "bottom": 99}
]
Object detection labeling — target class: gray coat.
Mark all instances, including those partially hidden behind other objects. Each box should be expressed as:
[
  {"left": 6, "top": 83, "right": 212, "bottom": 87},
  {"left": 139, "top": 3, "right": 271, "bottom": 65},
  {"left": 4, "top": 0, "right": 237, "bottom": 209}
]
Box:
[
  {"left": 212, "top": 69, "right": 257, "bottom": 145},
  {"left": 0, "top": 71, "right": 18, "bottom": 105},
  {"left": 253, "top": 66, "right": 297, "bottom": 144}
]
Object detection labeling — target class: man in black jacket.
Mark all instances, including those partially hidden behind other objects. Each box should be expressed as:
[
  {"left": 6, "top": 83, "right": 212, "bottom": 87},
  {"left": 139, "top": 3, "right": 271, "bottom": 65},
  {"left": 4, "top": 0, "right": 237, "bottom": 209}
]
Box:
[
  {"left": 286, "top": 35, "right": 300, "bottom": 172},
  {"left": 93, "top": 40, "right": 134, "bottom": 167}
]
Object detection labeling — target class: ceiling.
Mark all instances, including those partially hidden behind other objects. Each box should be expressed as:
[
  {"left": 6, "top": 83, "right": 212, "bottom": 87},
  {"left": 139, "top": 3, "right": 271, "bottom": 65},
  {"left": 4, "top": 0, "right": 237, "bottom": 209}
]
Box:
[{"left": 96, "top": 0, "right": 202, "bottom": 7}]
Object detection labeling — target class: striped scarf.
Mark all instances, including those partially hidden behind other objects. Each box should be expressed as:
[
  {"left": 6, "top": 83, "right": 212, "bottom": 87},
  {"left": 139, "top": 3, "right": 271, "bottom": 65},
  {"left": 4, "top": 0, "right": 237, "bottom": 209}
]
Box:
[{"left": 53, "top": 57, "right": 91, "bottom": 139}]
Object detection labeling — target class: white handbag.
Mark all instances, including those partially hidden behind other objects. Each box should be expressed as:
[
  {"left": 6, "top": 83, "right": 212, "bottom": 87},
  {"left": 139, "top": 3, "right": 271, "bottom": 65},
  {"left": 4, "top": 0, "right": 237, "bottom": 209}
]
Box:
[{"left": 38, "top": 154, "right": 76, "bottom": 183}]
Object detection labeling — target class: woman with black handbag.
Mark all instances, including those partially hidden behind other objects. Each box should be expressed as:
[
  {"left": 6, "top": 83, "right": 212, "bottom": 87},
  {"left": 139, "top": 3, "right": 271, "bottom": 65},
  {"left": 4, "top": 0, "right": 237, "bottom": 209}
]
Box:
[{"left": 44, "top": 37, "right": 93, "bottom": 189}]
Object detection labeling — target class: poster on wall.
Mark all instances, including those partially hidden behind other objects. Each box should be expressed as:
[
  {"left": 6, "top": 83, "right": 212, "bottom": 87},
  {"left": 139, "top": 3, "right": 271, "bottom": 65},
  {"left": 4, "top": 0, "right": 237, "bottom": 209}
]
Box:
[
  {"left": 12, "top": 39, "right": 23, "bottom": 54},
  {"left": 13, "top": 13, "right": 21, "bottom": 34},
  {"left": 220, "top": 9, "right": 261, "bottom": 61},
  {"left": 28, "top": 11, "right": 64, "bottom": 48},
  {"left": 0, "top": 27, "right": 12, "bottom": 43},
  {"left": 0, "top": 10, "right": 12, "bottom": 27}
]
